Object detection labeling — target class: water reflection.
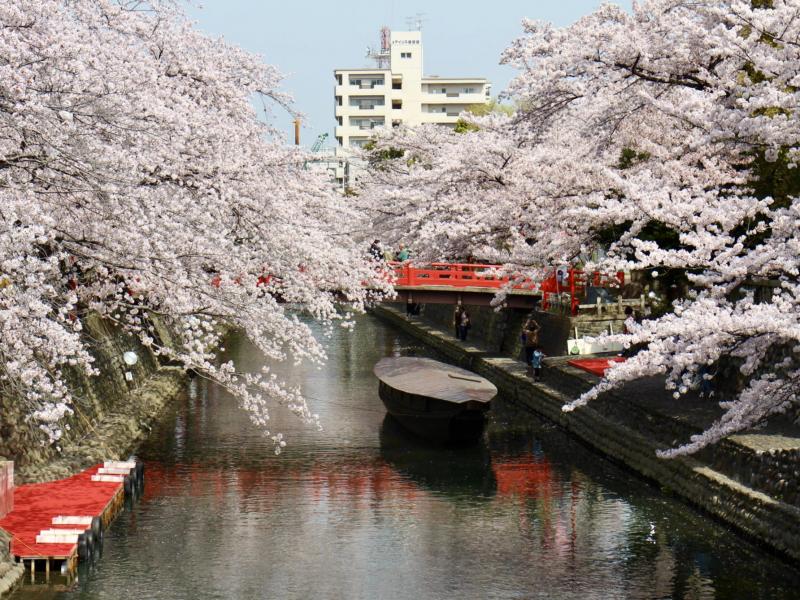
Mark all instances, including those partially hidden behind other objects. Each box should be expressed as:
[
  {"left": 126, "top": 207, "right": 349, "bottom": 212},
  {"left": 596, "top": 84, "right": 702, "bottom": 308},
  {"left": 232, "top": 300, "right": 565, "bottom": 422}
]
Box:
[
  {"left": 379, "top": 415, "right": 496, "bottom": 500},
  {"left": 10, "top": 315, "right": 800, "bottom": 600}
]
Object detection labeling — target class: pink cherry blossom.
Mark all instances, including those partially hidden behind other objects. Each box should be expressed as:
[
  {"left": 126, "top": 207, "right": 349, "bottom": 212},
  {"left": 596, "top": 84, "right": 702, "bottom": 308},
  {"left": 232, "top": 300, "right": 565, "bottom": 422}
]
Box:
[
  {"left": 359, "top": 0, "right": 800, "bottom": 456},
  {"left": 0, "top": 0, "right": 390, "bottom": 449}
]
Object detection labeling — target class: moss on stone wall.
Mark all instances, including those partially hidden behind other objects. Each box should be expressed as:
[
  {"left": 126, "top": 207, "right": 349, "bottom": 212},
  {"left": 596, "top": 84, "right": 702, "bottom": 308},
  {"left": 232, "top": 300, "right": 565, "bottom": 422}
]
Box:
[{"left": 0, "top": 314, "right": 186, "bottom": 482}]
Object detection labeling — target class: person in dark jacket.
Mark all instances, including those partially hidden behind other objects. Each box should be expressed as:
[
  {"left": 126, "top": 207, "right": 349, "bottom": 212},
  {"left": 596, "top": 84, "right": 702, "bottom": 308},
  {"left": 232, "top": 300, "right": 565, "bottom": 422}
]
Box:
[
  {"left": 522, "top": 317, "right": 541, "bottom": 366},
  {"left": 368, "top": 240, "right": 382, "bottom": 261},
  {"left": 453, "top": 304, "right": 464, "bottom": 338},
  {"left": 458, "top": 309, "right": 471, "bottom": 341}
]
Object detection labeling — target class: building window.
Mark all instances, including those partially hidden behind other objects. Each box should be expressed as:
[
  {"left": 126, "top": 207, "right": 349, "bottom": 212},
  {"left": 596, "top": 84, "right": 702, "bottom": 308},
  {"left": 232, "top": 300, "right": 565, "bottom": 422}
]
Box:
[
  {"left": 335, "top": 96, "right": 342, "bottom": 106},
  {"left": 392, "top": 100, "right": 402, "bottom": 109},
  {"left": 392, "top": 81, "right": 402, "bottom": 90},
  {"left": 337, "top": 117, "right": 343, "bottom": 126},
  {"left": 336, "top": 74, "right": 342, "bottom": 85},
  {"left": 350, "top": 77, "right": 384, "bottom": 89},
  {"left": 350, "top": 97, "right": 384, "bottom": 109},
  {"left": 350, "top": 117, "right": 385, "bottom": 129},
  {"left": 401, "top": 52, "right": 411, "bottom": 59},
  {"left": 463, "top": 87, "right": 476, "bottom": 94}
]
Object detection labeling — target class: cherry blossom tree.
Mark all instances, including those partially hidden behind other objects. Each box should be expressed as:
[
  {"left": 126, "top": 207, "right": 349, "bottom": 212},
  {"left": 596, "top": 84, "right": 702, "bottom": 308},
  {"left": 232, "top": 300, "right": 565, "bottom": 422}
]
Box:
[
  {"left": 361, "top": 0, "right": 800, "bottom": 455},
  {"left": 0, "top": 0, "right": 388, "bottom": 450}
]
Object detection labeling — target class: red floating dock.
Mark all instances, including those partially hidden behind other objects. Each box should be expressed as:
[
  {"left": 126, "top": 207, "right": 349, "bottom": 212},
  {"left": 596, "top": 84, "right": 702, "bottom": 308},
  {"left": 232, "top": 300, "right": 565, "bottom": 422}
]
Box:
[
  {"left": 568, "top": 357, "right": 625, "bottom": 377},
  {"left": 0, "top": 464, "right": 125, "bottom": 574}
]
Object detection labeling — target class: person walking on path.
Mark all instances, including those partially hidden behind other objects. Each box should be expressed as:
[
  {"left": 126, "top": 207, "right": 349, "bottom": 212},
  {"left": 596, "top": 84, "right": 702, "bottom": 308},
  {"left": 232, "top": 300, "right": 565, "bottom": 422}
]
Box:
[
  {"left": 458, "top": 309, "right": 471, "bottom": 341},
  {"left": 406, "top": 299, "right": 420, "bottom": 318},
  {"left": 522, "top": 316, "right": 542, "bottom": 366},
  {"left": 453, "top": 304, "right": 464, "bottom": 338},
  {"left": 531, "top": 349, "right": 544, "bottom": 381}
]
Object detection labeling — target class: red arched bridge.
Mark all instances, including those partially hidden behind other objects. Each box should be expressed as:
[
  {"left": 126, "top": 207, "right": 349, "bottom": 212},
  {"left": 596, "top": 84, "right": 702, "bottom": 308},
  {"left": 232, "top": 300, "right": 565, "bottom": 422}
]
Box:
[{"left": 388, "top": 262, "right": 624, "bottom": 313}]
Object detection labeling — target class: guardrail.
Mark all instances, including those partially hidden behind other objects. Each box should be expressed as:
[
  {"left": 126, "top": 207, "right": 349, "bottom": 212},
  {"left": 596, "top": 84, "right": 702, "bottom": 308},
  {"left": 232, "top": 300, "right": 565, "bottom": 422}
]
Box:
[
  {"left": 390, "top": 262, "right": 624, "bottom": 315},
  {"left": 390, "top": 262, "right": 513, "bottom": 288}
]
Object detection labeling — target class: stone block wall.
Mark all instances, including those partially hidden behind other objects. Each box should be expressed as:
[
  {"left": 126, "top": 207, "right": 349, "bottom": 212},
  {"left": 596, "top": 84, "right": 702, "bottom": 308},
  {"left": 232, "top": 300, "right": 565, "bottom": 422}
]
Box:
[
  {"left": 0, "top": 314, "right": 183, "bottom": 480},
  {"left": 397, "top": 302, "right": 610, "bottom": 358},
  {"left": 413, "top": 303, "right": 526, "bottom": 354}
]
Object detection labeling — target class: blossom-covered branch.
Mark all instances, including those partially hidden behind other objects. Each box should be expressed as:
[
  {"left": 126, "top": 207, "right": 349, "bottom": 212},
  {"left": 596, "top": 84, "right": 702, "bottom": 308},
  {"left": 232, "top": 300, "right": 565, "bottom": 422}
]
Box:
[
  {"left": 0, "top": 0, "right": 390, "bottom": 449},
  {"left": 359, "top": 0, "right": 800, "bottom": 455}
]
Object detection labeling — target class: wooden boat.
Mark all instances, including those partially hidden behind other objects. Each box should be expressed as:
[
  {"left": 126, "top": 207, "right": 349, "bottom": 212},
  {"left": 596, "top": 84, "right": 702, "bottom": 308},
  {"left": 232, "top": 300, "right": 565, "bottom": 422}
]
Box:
[{"left": 373, "top": 357, "right": 497, "bottom": 443}]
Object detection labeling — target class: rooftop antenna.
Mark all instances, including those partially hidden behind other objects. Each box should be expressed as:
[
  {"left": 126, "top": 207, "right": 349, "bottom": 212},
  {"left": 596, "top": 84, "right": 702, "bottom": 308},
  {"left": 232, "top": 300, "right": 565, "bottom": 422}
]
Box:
[
  {"left": 366, "top": 26, "right": 391, "bottom": 68},
  {"left": 405, "top": 13, "right": 426, "bottom": 31}
]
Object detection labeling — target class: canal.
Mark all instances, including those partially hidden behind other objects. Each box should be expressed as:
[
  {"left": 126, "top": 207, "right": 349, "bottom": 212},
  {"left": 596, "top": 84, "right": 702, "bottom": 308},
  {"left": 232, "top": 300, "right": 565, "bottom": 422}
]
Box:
[{"left": 11, "top": 315, "right": 800, "bottom": 599}]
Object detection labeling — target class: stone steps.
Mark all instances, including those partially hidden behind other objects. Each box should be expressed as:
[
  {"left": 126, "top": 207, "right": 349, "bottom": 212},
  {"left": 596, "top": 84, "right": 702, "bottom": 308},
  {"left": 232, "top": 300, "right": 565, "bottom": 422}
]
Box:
[{"left": 0, "top": 560, "right": 24, "bottom": 597}]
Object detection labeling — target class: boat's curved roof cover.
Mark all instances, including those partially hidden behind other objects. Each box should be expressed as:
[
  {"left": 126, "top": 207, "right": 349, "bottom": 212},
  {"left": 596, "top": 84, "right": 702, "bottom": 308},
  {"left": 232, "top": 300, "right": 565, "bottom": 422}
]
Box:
[{"left": 373, "top": 357, "right": 497, "bottom": 404}]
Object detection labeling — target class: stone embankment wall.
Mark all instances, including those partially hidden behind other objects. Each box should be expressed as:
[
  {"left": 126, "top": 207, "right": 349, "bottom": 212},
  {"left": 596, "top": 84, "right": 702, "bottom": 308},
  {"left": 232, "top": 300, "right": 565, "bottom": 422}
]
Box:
[
  {"left": 0, "top": 314, "right": 187, "bottom": 596},
  {"left": 0, "top": 314, "right": 185, "bottom": 483},
  {"left": 0, "top": 527, "right": 23, "bottom": 597},
  {"left": 417, "top": 303, "right": 625, "bottom": 357},
  {"left": 374, "top": 304, "right": 800, "bottom": 564}
]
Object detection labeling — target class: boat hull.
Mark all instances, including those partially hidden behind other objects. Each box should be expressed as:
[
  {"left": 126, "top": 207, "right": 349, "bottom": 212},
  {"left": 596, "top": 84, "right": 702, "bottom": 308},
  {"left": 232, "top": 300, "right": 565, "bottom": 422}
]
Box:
[{"left": 378, "top": 381, "right": 488, "bottom": 443}]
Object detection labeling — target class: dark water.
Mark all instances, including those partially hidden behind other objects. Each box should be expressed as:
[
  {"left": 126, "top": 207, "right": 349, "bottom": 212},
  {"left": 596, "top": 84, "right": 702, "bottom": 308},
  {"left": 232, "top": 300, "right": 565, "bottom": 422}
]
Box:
[{"left": 11, "top": 315, "right": 800, "bottom": 599}]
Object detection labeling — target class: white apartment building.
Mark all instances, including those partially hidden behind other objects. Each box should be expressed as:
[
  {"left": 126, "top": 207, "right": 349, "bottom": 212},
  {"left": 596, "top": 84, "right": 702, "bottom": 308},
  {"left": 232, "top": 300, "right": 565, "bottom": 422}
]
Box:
[{"left": 333, "top": 30, "right": 491, "bottom": 158}]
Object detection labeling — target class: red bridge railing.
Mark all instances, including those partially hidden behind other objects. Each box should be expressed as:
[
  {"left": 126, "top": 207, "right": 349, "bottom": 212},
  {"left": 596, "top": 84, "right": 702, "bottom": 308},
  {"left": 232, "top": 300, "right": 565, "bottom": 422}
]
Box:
[
  {"left": 390, "top": 262, "right": 623, "bottom": 315},
  {"left": 390, "top": 262, "right": 511, "bottom": 288}
]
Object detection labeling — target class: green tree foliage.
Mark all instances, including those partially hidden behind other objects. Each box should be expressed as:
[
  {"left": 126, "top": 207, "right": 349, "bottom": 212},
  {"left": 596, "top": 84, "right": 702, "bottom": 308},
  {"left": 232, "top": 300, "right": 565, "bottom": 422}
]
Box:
[{"left": 454, "top": 100, "right": 514, "bottom": 133}]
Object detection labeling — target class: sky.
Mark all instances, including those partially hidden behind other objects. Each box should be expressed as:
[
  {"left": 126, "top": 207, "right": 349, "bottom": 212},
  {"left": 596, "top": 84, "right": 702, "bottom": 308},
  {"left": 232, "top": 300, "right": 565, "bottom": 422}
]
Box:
[{"left": 187, "top": 1, "right": 632, "bottom": 149}]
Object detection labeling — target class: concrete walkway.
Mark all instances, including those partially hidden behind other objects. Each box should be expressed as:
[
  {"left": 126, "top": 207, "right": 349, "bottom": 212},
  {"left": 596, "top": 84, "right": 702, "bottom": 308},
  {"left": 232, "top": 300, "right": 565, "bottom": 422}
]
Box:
[{"left": 372, "top": 305, "right": 800, "bottom": 563}]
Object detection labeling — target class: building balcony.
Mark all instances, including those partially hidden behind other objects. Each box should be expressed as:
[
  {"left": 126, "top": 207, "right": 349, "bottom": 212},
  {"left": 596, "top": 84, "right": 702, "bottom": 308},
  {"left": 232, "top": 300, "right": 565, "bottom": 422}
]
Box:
[
  {"left": 336, "top": 124, "right": 386, "bottom": 138},
  {"left": 422, "top": 93, "right": 488, "bottom": 104},
  {"left": 420, "top": 113, "right": 461, "bottom": 124},
  {"left": 423, "top": 105, "right": 467, "bottom": 119},
  {"left": 352, "top": 122, "right": 385, "bottom": 130},
  {"left": 348, "top": 106, "right": 387, "bottom": 116},
  {"left": 335, "top": 83, "right": 387, "bottom": 96}
]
